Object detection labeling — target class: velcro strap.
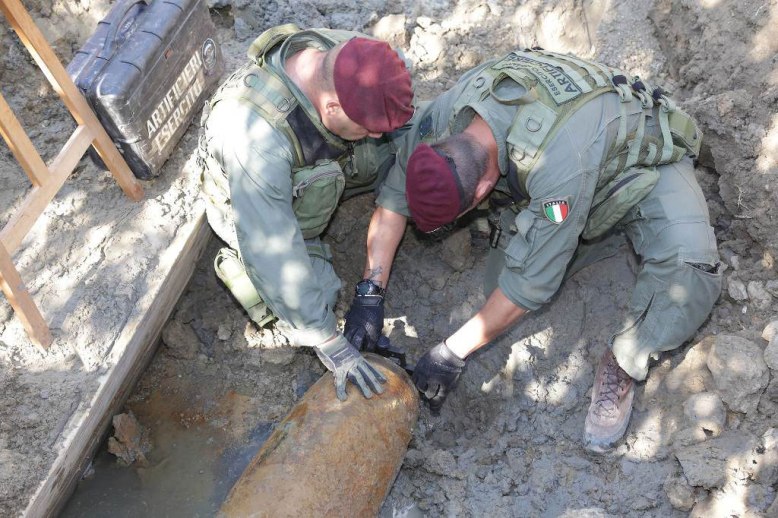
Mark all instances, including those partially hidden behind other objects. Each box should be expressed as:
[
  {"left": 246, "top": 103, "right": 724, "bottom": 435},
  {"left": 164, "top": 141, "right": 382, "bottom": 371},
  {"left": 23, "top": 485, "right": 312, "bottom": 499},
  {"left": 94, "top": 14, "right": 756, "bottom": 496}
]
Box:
[
  {"left": 235, "top": 66, "right": 297, "bottom": 123},
  {"left": 507, "top": 101, "right": 557, "bottom": 166},
  {"left": 247, "top": 23, "right": 300, "bottom": 63},
  {"left": 658, "top": 105, "right": 675, "bottom": 163}
]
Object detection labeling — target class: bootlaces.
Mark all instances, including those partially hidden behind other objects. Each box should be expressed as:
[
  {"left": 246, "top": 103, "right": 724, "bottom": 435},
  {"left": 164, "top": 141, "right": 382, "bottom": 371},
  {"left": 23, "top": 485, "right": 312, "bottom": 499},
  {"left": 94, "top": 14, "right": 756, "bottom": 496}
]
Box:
[{"left": 593, "top": 355, "right": 631, "bottom": 418}]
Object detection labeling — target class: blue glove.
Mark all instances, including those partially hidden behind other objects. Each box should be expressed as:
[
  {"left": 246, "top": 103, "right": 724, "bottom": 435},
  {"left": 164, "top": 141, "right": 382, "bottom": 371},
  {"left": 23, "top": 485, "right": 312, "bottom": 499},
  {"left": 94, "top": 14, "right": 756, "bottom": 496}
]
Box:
[
  {"left": 412, "top": 342, "right": 465, "bottom": 413},
  {"left": 315, "top": 335, "right": 386, "bottom": 401}
]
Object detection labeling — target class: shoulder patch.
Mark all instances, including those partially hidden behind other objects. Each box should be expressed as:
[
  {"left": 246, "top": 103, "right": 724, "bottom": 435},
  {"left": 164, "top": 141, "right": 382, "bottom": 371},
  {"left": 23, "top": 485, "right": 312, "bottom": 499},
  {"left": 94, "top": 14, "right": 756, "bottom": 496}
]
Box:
[{"left": 542, "top": 199, "right": 570, "bottom": 224}]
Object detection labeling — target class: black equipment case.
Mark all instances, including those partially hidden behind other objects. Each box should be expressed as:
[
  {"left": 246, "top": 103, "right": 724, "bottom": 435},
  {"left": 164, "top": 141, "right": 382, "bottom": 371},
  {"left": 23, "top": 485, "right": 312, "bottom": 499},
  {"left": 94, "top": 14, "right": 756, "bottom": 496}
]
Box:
[{"left": 68, "top": 0, "right": 223, "bottom": 179}]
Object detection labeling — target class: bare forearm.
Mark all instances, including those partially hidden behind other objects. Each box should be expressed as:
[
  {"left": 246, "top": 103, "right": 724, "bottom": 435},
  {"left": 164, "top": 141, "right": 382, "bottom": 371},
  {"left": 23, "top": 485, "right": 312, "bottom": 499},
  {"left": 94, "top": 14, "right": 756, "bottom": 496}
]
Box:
[
  {"left": 362, "top": 206, "right": 407, "bottom": 288},
  {"left": 445, "top": 288, "right": 528, "bottom": 359}
]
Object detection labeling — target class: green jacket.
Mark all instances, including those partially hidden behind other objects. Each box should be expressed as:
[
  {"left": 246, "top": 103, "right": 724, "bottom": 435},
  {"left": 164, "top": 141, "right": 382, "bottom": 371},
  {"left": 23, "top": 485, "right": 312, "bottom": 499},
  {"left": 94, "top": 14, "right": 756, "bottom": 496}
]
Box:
[
  {"left": 378, "top": 49, "right": 700, "bottom": 311},
  {"left": 200, "top": 26, "right": 407, "bottom": 345}
]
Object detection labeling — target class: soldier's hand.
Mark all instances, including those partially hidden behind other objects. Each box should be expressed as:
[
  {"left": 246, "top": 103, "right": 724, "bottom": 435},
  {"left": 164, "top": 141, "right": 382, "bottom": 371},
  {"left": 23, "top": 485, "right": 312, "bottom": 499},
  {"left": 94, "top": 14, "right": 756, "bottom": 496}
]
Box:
[
  {"left": 344, "top": 287, "right": 385, "bottom": 352},
  {"left": 412, "top": 342, "right": 465, "bottom": 414},
  {"left": 315, "top": 334, "right": 386, "bottom": 401}
]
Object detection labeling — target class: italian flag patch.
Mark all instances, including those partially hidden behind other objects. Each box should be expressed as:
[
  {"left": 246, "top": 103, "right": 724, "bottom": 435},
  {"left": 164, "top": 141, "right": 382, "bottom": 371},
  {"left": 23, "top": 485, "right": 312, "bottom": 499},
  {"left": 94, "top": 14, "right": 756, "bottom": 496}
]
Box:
[{"left": 543, "top": 199, "right": 569, "bottom": 224}]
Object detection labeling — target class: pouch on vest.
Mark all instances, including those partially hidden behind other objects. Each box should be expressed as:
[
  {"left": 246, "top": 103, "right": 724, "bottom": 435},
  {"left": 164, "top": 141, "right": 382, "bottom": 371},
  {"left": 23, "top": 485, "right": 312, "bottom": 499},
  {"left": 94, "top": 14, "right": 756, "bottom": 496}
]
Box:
[
  {"left": 669, "top": 109, "right": 702, "bottom": 158},
  {"left": 582, "top": 166, "right": 660, "bottom": 240},
  {"left": 342, "top": 137, "right": 397, "bottom": 198},
  {"left": 214, "top": 247, "right": 276, "bottom": 327},
  {"left": 292, "top": 159, "right": 346, "bottom": 239},
  {"left": 506, "top": 101, "right": 557, "bottom": 182}
]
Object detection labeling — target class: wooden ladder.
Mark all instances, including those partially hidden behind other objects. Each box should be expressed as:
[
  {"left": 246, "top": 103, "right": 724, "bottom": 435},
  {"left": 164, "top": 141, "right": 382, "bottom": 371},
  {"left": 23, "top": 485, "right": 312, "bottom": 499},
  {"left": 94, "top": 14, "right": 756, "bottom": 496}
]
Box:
[{"left": 0, "top": 0, "right": 144, "bottom": 348}]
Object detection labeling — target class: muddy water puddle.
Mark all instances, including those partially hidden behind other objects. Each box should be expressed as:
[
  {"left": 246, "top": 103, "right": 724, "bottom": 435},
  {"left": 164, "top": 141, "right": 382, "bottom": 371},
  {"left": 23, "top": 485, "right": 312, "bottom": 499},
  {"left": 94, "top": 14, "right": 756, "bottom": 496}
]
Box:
[{"left": 61, "top": 365, "right": 279, "bottom": 517}]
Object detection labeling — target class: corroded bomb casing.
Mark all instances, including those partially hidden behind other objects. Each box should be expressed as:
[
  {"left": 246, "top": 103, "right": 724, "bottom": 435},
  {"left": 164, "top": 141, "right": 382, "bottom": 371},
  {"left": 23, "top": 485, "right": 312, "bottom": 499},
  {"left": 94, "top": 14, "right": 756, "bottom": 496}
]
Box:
[{"left": 219, "top": 354, "right": 420, "bottom": 518}]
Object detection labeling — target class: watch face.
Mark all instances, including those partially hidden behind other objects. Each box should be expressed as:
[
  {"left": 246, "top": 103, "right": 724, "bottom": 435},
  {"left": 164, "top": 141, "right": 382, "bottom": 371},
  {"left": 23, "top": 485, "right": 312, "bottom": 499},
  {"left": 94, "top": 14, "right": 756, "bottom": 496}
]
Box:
[{"left": 356, "top": 280, "right": 381, "bottom": 296}]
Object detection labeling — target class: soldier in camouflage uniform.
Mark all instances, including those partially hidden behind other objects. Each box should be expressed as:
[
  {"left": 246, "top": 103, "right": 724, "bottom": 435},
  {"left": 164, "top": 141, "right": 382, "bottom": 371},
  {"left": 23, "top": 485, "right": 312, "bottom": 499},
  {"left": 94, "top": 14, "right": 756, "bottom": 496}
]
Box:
[
  {"left": 344, "top": 48, "right": 721, "bottom": 451},
  {"left": 199, "top": 25, "right": 414, "bottom": 401}
]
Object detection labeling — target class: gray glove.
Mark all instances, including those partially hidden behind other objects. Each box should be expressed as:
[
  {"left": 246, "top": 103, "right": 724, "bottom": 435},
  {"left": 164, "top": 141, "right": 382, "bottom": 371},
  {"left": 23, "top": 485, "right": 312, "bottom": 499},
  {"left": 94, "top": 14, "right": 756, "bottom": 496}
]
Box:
[{"left": 315, "top": 334, "right": 386, "bottom": 401}]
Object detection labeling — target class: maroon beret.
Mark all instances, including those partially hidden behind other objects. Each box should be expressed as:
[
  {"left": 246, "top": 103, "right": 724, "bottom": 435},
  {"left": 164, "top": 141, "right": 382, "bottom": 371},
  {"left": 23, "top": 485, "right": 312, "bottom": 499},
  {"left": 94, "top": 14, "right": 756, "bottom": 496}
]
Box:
[
  {"left": 333, "top": 38, "right": 414, "bottom": 133},
  {"left": 406, "top": 144, "right": 466, "bottom": 232}
]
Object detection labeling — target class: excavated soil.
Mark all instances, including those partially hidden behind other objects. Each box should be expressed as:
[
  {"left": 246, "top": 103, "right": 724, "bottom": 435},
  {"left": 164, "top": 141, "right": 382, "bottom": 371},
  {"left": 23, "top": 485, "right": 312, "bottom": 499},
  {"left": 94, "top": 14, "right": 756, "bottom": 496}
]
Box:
[{"left": 2, "top": 0, "right": 778, "bottom": 516}]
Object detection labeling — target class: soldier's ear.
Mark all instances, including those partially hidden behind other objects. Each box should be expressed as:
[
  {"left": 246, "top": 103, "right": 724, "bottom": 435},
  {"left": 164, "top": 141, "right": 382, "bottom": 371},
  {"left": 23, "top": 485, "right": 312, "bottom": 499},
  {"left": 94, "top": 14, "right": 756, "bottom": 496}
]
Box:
[
  {"left": 473, "top": 170, "right": 498, "bottom": 203},
  {"left": 324, "top": 100, "right": 342, "bottom": 117}
]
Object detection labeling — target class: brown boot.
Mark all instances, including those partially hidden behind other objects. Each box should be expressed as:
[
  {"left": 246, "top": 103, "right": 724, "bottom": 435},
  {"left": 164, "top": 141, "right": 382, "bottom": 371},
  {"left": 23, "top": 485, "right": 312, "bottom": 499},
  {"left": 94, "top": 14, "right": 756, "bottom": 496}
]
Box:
[{"left": 584, "top": 349, "right": 635, "bottom": 453}]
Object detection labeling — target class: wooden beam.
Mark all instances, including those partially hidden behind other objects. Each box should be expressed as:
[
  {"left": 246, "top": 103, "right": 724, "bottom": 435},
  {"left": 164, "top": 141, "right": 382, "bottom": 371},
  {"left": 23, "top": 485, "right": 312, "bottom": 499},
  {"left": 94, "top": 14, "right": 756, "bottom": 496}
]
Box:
[
  {"left": 0, "top": 242, "right": 52, "bottom": 347},
  {"left": 0, "top": 125, "right": 93, "bottom": 254},
  {"left": 0, "top": 0, "right": 144, "bottom": 201},
  {"left": 0, "top": 91, "right": 49, "bottom": 187},
  {"left": 23, "top": 212, "right": 212, "bottom": 517}
]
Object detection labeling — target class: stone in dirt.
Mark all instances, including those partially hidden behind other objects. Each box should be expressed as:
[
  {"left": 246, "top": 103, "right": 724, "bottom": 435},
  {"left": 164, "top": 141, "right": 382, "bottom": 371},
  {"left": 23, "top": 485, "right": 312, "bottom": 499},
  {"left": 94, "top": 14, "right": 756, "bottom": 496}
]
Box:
[
  {"left": 763, "top": 320, "right": 778, "bottom": 343},
  {"left": 106, "top": 412, "right": 151, "bottom": 466},
  {"left": 683, "top": 392, "right": 726, "bottom": 440},
  {"left": 754, "top": 428, "right": 778, "bottom": 487},
  {"left": 440, "top": 228, "right": 473, "bottom": 272},
  {"left": 663, "top": 471, "right": 697, "bottom": 511},
  {"left": 764, "top": 334, "right": 778, "bottom": 371},
  {"left": 161, "top": 320, "right": 201, "bottom": 360},
  {"left": 747, "top": 281, "right": 773, "bottom": 309},
  {"left": 675, "top": 431, "right": 759, "bottom": 489},
  {"left": 706, "top": 334, "right": 769, "bottom": 414},
  {"left": 727, "top": 278, "right": 748, "bottom": 301}
]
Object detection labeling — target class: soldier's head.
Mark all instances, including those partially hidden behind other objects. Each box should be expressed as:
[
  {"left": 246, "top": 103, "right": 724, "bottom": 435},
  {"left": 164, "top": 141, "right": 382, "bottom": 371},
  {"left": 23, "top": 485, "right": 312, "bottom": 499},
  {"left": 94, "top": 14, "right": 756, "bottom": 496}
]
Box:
[
  {"left": 318, "top": 38, "right": 413, "bottom": 140},
  {"left": 406, "top": 132, "right": 497, "bottom": 235}
]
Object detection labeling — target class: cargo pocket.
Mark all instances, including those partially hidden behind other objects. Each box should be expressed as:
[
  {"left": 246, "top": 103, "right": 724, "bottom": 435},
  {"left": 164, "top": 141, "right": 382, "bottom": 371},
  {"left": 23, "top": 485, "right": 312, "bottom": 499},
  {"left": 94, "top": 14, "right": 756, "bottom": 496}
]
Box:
[
  {"left": 484, "top": 207, "right": 536, "bottom": 299},
  {"left": 582, "top": 166, "right": 660, "bottom": 240},
  {"left": 214, "top": 247, "right": 276, "bottom": 327},
  {"left": 291, "top": 160, "right": 346, "bottom": 239},
  {"left": 502, "top": 208, "right": 536, "bottom": 271}
]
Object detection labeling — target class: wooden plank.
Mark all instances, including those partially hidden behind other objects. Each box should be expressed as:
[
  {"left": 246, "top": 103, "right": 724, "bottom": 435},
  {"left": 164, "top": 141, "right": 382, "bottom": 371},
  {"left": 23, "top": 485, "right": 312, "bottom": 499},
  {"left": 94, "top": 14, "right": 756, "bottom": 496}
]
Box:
[
  {"left": 0, "top": 0, "right": 144, "bottom": 202},
  {"left": 0, "top": 91, "right": 49, "bottom": 187},
  {"left": 0, "top": 125, "right": 93, "bottom": 255},
  {"left": 23, "top": 211, "right": 212, "bottom": 518},
  {"left": 0, "top": 242, "right": 52, "bottom": 348}
]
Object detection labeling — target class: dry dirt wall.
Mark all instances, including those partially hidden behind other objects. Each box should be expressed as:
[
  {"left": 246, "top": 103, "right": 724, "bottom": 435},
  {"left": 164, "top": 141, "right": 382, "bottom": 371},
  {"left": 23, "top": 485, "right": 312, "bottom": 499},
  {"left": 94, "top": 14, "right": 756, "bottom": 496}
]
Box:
[{"left": 651, "top": 0, "right": 778, "bottom": 258}]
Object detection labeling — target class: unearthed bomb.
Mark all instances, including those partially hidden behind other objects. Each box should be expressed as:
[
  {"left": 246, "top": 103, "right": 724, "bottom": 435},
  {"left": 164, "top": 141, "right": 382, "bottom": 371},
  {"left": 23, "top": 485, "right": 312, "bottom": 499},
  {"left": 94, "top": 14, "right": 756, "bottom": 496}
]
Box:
[{"left": 219, "top": 354, "right": 419, "bottom": 518}]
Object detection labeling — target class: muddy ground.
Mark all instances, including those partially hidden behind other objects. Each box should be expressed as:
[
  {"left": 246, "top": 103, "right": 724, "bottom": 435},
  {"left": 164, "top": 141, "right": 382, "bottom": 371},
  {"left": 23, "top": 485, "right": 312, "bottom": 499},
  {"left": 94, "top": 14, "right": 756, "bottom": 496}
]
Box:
[{"left": 2, "top": 0, "right": 778, "bottom": 516}]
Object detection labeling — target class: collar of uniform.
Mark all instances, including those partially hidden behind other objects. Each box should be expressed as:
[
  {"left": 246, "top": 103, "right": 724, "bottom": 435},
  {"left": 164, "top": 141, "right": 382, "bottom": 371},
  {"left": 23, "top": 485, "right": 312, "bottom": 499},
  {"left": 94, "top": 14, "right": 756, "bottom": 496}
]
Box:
[{"left": 268, "top": 31, "right": 349, "bottom": 151}]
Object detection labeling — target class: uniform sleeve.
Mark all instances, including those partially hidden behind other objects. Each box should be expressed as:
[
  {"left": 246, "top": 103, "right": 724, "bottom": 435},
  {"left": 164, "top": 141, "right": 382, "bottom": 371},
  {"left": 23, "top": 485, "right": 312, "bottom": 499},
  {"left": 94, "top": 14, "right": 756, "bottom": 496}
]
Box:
[
  {"left": 375, "top": 160, "right": 411, "bottom": 216},
  {"left": 375, "top": 120, "right": 419, "bottom": 216},
  {"left": 497, "top": 164, "right": 598, "bottom": 312},
  {"left": 215, "top": 102, "right": 337, "bottom": 345}
]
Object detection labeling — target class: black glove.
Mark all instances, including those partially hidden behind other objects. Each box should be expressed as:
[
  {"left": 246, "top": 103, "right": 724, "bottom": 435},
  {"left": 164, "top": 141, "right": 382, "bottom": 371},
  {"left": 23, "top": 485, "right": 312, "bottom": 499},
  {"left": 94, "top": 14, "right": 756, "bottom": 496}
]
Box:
[
  {"left": 344, "top": 282, "right": 385, "bottom": 352},
  {"left": 412, "top": 342, "right": 466, "bottom": 414},
  {"left": 315, "top": 335, "right": 386, "bottom": 401}
]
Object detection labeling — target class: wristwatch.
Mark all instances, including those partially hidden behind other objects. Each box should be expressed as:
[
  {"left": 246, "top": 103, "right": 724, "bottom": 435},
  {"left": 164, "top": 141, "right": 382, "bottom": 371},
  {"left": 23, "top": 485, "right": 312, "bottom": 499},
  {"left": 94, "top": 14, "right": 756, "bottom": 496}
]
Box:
[{"left": 355, "top": 279, "right": 385, "bottom": 297}]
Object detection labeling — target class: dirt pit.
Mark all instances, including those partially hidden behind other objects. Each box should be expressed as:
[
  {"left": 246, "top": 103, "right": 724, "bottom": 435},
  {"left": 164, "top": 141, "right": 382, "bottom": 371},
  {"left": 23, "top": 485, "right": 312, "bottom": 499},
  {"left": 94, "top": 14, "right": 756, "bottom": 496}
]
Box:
[{"left": 2, "top": 0, "right": 778, "bottom": 516}]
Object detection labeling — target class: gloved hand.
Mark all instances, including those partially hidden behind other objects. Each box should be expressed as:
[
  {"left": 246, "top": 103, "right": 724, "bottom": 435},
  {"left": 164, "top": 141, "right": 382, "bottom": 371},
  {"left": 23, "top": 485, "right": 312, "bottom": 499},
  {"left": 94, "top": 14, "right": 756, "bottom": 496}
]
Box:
[
  {"left": 315, "top": 334, "right": 386, "bottom": 401},
  {"left": 344, "top": 294, "right": 385, "bottom": 352},
  {"left": 412, "top": 342, "right": 466, "bottom": 414}
]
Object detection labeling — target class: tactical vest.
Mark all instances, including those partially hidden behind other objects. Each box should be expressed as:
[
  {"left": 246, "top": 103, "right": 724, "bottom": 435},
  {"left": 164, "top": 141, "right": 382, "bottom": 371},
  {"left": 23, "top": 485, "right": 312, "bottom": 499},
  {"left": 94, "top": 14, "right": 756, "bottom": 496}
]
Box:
[
  {"left": 203, "top": 24, "right": 389, "bottom": 239},
  {"left": 451, "top": 49, "right": 702, "bottom": 240}
]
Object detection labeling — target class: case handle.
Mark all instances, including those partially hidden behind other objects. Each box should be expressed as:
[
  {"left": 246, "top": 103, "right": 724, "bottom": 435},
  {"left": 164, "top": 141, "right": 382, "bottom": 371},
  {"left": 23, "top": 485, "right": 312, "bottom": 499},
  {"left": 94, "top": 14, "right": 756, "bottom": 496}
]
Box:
[{"left": 97, "top": 0, "right": 150, "bottom": 61}]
